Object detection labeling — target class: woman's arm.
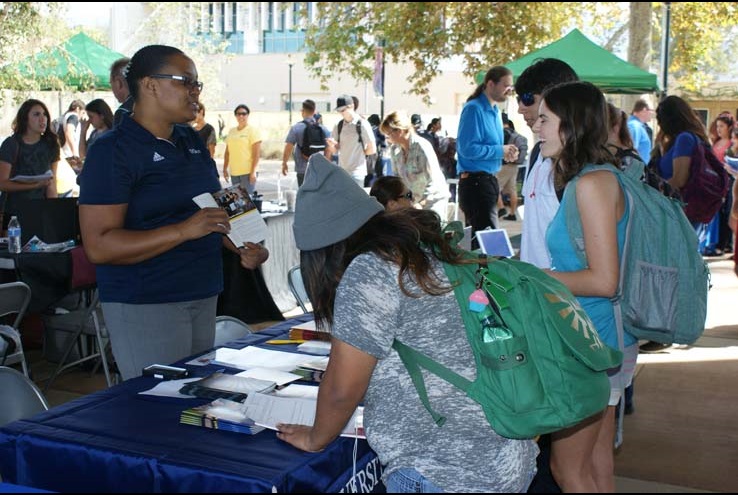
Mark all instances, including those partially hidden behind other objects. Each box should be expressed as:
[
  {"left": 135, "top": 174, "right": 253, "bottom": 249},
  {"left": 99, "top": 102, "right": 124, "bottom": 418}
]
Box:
[
  {"left": 249, "top": 140, "right": 262, "bottom": 184},
  {"left": 79, "top": 203, "right": 231, "bottom": 265},
  {"left": 276, "top": 338, "right": 376, "bottom": 452},
  {"left": 0, "top": 161, "right": 51, "bottom": 193},
  {"left": 46, "top": 160, "right": 59, "bottom": 198},
  {"left": 668, "top": 155, "right": 691, "bottom": 190},
  {"left": 223, "top": 145, "right": 230, "bottom": 181},
  {"left": 546, "top": 171, "right": 624, "bottom": 297}
]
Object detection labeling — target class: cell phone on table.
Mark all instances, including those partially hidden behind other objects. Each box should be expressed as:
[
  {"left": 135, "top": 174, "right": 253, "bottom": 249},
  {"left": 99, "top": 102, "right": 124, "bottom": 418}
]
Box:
[{"left": 142, "top": 364, "right": 189, "bottom": 380}]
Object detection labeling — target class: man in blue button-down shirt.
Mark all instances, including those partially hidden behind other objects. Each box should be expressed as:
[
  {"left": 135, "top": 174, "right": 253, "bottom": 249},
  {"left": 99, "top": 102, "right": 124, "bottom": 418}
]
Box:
[
  {"left": 456, "top": 66, "right": 518, "bottom": 245},
  {"left": 627, "top": 99, "right": 653, "bottom": 162}
]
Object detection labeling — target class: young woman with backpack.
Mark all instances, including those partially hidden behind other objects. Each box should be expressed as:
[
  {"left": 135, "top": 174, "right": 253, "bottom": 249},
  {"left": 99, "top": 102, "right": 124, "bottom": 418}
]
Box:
[
  {"left": 537, "top": 81, "right": 638, "bottom": 492},
  {"left": 277, "top": 154, "right": 538, "bottom": 492}
]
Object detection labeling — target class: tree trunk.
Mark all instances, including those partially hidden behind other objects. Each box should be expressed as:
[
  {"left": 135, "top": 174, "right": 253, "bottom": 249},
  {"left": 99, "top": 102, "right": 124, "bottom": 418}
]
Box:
[{"left": 624, "top": 2, "right": 654, "bottom": 111}]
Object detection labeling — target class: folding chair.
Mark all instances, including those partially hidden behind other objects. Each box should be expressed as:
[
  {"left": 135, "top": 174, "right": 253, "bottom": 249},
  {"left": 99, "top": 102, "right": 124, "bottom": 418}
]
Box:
[
  {"left": 287, "top": 264, "right": 312, "bottom": 314},
  {"left": 0, "top": 282, "right": 32, "bottom": 378},
  {"left": 43, "top": 247, "right": 115, "bottom": 391},
  {"left": 214, "top": 315, "right": 255, "bottom": 346},
  {"left": 0, "top": 365, "right": 48, "bottom": 427}
]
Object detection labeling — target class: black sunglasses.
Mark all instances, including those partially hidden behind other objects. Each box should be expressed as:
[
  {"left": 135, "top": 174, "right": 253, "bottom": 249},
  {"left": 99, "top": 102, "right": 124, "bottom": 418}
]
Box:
[
  {"left": 398, "top": 191, "right": 413, "bottom": 200},
  {"left": 516, "top": 92, "right": 536, "bottom": 106},
  {"left": 235, "top": 111, "right": 249, "bottom": 116}
]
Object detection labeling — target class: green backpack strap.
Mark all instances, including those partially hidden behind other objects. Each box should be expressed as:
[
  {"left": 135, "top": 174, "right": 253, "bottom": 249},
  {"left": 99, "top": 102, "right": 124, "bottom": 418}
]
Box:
[
  {"left": 392, "top": 339, "right": 471, "bottom": 426},
  {"left": 391, "top": 252, "right": 484, "bottom": 427}
]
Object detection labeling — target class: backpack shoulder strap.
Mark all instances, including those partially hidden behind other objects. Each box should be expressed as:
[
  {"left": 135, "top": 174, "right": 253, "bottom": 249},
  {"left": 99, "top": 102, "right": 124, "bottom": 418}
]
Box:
[
  {"left": 391, "top": 255, "right": 484, "bottom": 426},
  {"left": 337, "top": 120, "right": 344, "bottom": 144},
  {"left": 526, "top": 141, "right": 543, "bottom": 178},
  {"left": 562, "top": 163, "right": 626, "bottom": 267},
  {"left": 356, "top": 119, "right": 365, "bottom": 148}
]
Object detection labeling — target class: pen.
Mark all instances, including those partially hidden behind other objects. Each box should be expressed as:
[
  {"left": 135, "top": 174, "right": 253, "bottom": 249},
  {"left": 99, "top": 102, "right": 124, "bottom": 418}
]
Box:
[{"left": 265, "top": 339, "right": 306, "bottom": 345}]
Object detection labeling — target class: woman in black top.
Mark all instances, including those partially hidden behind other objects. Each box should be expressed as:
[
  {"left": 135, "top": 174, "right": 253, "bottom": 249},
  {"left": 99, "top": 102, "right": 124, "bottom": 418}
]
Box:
[
  {"left": 193, "top": 102, "right": 217, "bottom": 158},
  {"left": 0, "top": 99, "right": 59, "bottom": 231}
]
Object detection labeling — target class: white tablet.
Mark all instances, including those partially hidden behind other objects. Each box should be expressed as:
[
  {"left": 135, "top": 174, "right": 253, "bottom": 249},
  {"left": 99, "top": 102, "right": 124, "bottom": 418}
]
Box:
[{"left": 475, "top": 228, "right": 515, "bottom": 258}]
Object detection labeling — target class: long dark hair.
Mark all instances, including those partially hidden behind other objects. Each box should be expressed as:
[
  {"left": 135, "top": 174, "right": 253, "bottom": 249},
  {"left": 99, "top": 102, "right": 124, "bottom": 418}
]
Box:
[
  {"left": 466, "top": 66, "right": 512, "bottom": 102},
  {"left": 301, "top": 209, "right": 465, "bottom": 329},
  {"left": 12, "top": 99, "right": 60, "bottom": 153},
  {"left": 607, "top": 102, "right": 634, "bottom": 149},
  {"left": 542, "top": 81, "right": 617, "bottom": 188},
  {"left": 85, "top": 99, "right": 114, "bottom": 130},
  {"left": 655, "top": 95, "right": 709, "bottom": 153}
]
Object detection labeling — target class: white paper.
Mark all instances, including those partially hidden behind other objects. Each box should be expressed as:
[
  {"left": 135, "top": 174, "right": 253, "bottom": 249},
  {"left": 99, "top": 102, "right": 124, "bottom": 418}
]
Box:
[
  {"left": 138, "top": 376, "right": 200, "bottom": 398},
  {"left": 273, "top": 384, "right": 320, "bottom": 399},
  {"left": 242, "top": 392, "right": 364, "bottom": 438},
  {"left": 211, "top": 346, "right": 314, "bottom": 371},
  {"left": 11, "top": 170, "right": 53, "bottom": 183},
  {"left": 193, "top": 184, "right": 268, "bottom": 246},
  {"left": 297, "top": 340, "right": 331, "bottom": 355},
  {"left": 236, "top": 367, "right": 303, "bottom": 386}
]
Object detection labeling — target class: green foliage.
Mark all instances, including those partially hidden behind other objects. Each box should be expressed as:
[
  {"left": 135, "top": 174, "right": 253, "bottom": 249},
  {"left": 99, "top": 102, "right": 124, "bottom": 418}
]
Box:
[
  {"left": 303, "top": 2, "right": 582, "bottom": 103},
  {"left": 660, "top": 2, "right": 738, "bottom": 94},
  {"left": 301, "top": 2, "right": 738, "bottom": 102}
]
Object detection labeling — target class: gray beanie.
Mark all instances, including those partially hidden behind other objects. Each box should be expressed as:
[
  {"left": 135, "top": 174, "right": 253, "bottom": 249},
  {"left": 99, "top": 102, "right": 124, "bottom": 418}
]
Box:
[{"left": 293, "top": 154, "right": 384, "bottom": 250}]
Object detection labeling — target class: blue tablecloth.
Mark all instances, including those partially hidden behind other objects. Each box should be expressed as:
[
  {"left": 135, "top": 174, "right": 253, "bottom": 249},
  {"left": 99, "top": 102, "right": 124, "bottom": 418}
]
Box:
[{"left": 0, "top": 316, "right": 384, "bottom": 493}]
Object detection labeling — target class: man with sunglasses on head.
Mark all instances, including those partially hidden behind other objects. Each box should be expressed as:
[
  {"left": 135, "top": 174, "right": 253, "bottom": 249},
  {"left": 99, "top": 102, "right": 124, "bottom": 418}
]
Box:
[
  {"left": 456, "top": 66, "right": 517, "bottom": 247},
  {"left": 515, "top": 58, "right": 578, "bottom": 270}
]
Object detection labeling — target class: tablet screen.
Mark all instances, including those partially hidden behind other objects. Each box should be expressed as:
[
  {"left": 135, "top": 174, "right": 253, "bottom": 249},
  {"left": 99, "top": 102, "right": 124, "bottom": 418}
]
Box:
[{"left": 475, "top": 228, "right": 514, "bottom": 257}]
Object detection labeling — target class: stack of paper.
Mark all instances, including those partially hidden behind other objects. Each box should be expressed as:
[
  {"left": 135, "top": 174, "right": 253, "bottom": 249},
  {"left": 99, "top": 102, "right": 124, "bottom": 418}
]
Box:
[
  {"left": 241, "top": 392, "right": 365, "bottom": 439},
  {"left": 180, "top": 398, "right": 265, "bottom": 435},
  {"left": 288, "top": 320, "right": 330, "bottom": 342}
]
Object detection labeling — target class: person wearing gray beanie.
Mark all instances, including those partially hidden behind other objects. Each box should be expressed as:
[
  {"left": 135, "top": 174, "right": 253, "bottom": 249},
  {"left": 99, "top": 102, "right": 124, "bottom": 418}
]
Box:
[
  {"left": 279, "top": 157, "right": 538, "bottom": 491},
  {"left": 293, "top": 154, "right": 383, "bottom": 250}
]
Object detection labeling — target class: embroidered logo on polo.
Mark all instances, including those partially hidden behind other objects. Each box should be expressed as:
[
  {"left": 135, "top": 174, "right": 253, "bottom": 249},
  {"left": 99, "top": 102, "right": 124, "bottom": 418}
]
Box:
[
  {"left": 152, "top": 152, "right": 165, "bottom": 162},
  {"left": 189, "top": 148, "right": 202, "bottom": 154}
]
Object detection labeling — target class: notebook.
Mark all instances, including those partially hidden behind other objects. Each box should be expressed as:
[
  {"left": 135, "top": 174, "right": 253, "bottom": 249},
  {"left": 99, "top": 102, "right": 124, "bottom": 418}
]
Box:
[{"left": 475, "top": 228, "right": 514, "bottom": 258}]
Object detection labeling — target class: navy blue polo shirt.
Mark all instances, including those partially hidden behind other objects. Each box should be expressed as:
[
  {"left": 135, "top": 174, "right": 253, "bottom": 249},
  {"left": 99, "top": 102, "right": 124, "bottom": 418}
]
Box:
[{"left": 78, "top": 117, "right": 223, "bottom": 304}]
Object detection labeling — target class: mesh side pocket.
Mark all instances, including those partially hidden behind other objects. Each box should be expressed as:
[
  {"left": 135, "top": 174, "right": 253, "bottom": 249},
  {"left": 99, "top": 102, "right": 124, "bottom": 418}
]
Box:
[{"left": 624, "top": 260, "right": 678, "bottom": 334}]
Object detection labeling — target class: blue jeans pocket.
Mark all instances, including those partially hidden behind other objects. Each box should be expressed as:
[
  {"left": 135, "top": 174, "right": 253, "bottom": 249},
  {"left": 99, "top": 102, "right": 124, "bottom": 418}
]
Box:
[{"left": 384, "top": 468, "right": 443, "bottom": 493}]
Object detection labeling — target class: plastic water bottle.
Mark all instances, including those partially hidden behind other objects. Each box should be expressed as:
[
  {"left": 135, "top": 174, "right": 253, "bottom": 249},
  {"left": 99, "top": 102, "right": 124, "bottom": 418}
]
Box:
[
  {"left": 7, "top": 216, "right": 21, "bottom": 254},
  {"left": 468, "top": 288, "right": 511, "bottom": 343}
]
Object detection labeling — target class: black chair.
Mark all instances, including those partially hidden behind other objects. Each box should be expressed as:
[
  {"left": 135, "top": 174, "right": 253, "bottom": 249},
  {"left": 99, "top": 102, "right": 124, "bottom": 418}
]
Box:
[{"left": 42, "top": 247, "right": 115, "bottom": 391}]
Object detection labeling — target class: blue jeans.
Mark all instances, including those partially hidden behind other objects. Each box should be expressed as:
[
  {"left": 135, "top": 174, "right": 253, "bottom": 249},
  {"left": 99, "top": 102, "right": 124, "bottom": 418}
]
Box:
[
  {"left": 231, "top": 174, "right": 255, "bottom": 195},
  {"left": 384, "top": 468, "right": 444, "bottom": 493}
]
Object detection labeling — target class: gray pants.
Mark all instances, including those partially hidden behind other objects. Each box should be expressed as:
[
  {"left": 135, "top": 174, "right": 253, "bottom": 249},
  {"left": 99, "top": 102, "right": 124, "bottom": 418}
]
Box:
[
  {"left": 101, "top": 296, "right": 217, "bottom": 380},
  {"left": 231, "top": 174, "right": 255, "bottom": 195}
]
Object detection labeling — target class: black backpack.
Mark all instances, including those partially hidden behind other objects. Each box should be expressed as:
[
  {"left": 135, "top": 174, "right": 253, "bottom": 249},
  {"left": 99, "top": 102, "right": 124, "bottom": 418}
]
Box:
[{"left": 300, "top": 120, "right": 327, "bottom": 159}]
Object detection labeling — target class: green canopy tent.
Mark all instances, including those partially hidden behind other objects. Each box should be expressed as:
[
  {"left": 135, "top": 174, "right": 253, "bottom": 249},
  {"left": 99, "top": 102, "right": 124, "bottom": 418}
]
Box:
[
  {"left": 18, "top": 32, "right": 126, "bottom": 91},
  {"left": 478, "top": 29, "right": 659, "bottom": 94}
]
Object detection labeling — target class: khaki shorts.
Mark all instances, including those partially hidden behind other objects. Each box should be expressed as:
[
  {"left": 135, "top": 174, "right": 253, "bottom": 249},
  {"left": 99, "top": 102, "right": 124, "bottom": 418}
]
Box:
[{"left": 496, "top": 164, "right": 519, "bottom": 196}]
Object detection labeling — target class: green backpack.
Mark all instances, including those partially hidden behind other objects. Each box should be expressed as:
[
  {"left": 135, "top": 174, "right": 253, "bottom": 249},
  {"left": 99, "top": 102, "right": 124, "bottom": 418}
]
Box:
[{"left": 392, "top": 254, "right": 622, "bottom": 439}]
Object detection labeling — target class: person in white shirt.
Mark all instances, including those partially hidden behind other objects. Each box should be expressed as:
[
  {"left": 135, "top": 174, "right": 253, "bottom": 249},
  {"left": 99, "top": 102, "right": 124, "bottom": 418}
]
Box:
[{"left": 515, "top": 59, "right": 579, "bottom": 269}]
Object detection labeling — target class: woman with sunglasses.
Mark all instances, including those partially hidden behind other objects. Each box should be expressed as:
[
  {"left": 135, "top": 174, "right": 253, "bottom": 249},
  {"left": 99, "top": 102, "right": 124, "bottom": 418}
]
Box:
[
  {"left": 78, "top": 45, "right": 268, "bottom": 381},
  {"left": 223, "top": 104, "right": 262, "bottom": 195},
  {"left": 369, "top": 175, "right": 415, "bottom": 211},
  {"left": 380, "top": 111, "right": 450, "bottom": 220}
]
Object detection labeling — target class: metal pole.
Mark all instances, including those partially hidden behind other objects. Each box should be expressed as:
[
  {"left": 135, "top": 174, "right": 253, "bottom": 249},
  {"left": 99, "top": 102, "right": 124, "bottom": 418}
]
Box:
[
  {"left": 660, "top": 2, "right": 671, "bottom": 101},
  {"left": 288, "top": 62, "right": 294, "bottom": 126}
]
